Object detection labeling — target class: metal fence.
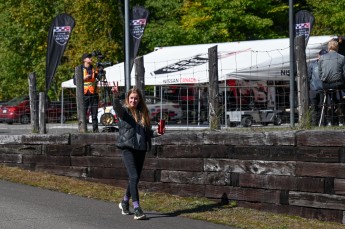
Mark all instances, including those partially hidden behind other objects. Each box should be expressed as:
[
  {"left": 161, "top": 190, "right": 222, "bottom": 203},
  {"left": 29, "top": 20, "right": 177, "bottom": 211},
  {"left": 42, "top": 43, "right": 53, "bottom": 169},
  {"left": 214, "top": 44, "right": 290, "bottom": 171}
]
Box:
[
  {"left": 146, "top": 81, "right": 291, "bottom": 127},
  {"left": 58, "top": 80, "right": 292, "bottom": 129},
  {"left": 0, "top": 80, "right": 294, "bottom": 133}
]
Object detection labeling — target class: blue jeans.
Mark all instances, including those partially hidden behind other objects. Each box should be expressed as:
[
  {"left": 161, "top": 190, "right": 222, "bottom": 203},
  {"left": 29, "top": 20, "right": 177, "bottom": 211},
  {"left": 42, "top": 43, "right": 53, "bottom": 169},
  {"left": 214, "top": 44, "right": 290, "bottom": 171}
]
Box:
[{"left": 122, "top": 148, "right": 146, "bottom": 202}]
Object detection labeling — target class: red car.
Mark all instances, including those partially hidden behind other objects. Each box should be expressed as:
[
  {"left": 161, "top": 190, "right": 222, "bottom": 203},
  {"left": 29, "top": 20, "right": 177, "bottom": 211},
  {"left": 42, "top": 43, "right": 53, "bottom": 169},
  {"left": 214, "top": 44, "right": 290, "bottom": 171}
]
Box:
[{"left": 0, "top": 96, "right": 66, "bottom": 124}]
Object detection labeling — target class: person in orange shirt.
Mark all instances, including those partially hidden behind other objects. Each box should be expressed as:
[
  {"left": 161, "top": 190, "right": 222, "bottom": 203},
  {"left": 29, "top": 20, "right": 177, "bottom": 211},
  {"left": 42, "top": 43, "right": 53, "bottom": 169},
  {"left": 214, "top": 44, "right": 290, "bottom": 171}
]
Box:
[{"left": 81, "top": 53, "right": 99, "bottom": 132}]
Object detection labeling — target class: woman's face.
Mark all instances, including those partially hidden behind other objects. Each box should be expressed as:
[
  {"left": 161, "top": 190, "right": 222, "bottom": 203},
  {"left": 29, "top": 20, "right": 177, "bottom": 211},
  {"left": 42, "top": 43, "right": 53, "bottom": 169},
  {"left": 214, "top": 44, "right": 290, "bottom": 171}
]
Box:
[{"left": 128, "top": 92, "right": 139, "bottom": 108}]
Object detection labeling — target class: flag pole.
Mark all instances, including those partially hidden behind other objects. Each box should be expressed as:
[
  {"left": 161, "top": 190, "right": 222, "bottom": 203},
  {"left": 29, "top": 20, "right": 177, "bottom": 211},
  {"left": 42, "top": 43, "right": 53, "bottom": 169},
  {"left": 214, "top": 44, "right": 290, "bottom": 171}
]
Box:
[
  {"left": 289, "top": 0, "right": 295, "bottom": 126},
  {"left": 124, "top": 0, "right": 131, "bottom": 92}
]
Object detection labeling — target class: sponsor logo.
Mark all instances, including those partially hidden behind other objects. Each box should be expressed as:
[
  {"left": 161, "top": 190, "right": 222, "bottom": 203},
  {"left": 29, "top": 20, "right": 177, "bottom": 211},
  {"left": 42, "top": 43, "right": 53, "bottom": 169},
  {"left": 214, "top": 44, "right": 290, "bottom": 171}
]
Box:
[
  {"left": 154, "top": 54, "right": 208, "bottom": 75},
  {"left": 163, "top": 78, "right": 180, "bottom": 84},
  {"left": 281, "top": 69, "right": 290, "bottom": 76},
  {"left": 53, "top": 26, "right": 71, "bottom": 46},
  {"left": 130, "top": 19, "right": 147, "bottom": 39},
  {"left": 153, "top": 49, "right": 250, "bottom": 76},
  {"left": 180, "top": 77, "right": 197, "bottom": 83},
  {"left": 161, "top": 77, "right": 197, "bottom": 84},
  {"left": 295, "top": 22, "right": 310, "bottom": 39}
]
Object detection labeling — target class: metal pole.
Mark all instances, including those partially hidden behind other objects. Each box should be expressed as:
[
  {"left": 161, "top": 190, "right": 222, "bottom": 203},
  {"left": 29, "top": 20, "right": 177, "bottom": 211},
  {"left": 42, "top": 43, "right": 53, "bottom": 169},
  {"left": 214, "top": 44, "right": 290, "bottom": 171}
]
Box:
[
  {"left": 224, "top": 80, "right": 227, "bottom": 128},
  {"left": 61, "top": 89, "right": 64, "bottom": 124},
  {"left": 289, "top": 0, "right": 295, "bottom": 126},
  {"left": 124, "top": 0, "right": 131, "bottom": 92},
  {"left": 198, "top": 87, "right": 201, "bottom": 126}
]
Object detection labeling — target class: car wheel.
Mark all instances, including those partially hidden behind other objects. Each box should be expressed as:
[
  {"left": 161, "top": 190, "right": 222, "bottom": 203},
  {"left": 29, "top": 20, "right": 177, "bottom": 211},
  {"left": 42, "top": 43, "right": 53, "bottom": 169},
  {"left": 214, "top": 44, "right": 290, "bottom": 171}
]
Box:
[
  {"left": 229, "top": 122, "right": 237, "bottom": 127},
  {"left": 57, "top": 114, "right": 66, "bottom": 123},
  {"left": 156, "top": 113, "right": 169, "bottom": 122},
  {"left": 100, "top": 113, "right": 114, "bottom": 126},
  {"left": 273, "top": 116, "right": 282, "bottom": 126},
  {"left": 241, "top": 116, "right": 252, "bottom": 127},
  {"left": 20, "top": 114, "right": 30, "bottom": 124}
]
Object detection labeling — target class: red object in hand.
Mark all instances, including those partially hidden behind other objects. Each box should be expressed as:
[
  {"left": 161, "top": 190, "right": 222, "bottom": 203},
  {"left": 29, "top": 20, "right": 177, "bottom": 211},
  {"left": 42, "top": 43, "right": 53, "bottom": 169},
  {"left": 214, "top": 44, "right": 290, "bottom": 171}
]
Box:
[{"left": 158, "top": 119, "right": 165, "bottom": 135}]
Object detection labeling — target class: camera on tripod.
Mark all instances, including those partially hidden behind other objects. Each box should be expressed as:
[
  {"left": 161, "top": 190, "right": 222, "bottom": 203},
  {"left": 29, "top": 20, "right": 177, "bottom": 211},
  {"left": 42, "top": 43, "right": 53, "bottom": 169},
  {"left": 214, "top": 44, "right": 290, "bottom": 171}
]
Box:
[{"left": 92, "top": 50, "right": 113, "bottom": 82}]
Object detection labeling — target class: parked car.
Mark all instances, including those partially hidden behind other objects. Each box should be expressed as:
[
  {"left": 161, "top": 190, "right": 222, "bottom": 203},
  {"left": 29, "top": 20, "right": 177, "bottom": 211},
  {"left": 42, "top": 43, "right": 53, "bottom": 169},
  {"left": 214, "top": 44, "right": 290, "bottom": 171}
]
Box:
[
  {"left": 145, "top": 96, "right": 183, "bottom": 122},
  {"left": 0, "top": 96, "right": 67, "bottom": 124},
  {"left": 0, "top": 100, "right": 8, "bottom": 108}
]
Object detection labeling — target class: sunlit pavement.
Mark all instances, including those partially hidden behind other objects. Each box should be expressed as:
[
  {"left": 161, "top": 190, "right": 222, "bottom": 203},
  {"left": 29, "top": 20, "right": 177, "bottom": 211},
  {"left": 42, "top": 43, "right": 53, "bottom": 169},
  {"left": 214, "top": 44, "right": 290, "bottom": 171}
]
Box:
[{"left": 0, "top": 180, "right": 236, "bottom": 229}]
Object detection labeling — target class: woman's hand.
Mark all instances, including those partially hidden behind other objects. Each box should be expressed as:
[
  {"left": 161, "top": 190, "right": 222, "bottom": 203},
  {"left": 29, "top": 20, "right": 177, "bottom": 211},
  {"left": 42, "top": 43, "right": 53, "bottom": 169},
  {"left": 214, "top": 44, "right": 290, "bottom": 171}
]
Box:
[{"left": 111, "top": 81, "right": 119, "bottom": 97}]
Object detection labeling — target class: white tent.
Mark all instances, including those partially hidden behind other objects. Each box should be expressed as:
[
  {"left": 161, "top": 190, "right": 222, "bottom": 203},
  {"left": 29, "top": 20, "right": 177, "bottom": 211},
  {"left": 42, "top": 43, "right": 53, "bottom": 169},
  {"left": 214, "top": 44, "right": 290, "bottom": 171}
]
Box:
[{"left": 61, "top": 35, "right": 333, "bottom": 88}]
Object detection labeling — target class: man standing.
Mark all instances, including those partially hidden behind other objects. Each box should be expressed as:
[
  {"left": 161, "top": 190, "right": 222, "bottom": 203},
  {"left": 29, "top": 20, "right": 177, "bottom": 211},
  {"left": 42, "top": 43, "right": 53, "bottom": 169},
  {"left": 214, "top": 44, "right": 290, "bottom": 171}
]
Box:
[
  {"left": 81, "top": 53, "right": 99, "bottom": 132},
  {"left": 308, "top": 49, "right": 328, "bottom": 126}
]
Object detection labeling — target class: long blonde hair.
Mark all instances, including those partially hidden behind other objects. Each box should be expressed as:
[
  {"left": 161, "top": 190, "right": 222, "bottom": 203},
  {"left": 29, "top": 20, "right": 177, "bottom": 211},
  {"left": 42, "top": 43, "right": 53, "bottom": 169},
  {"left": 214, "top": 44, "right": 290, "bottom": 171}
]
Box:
[{"left": 125, "top": 87, "right": 151, "bottom": 128}]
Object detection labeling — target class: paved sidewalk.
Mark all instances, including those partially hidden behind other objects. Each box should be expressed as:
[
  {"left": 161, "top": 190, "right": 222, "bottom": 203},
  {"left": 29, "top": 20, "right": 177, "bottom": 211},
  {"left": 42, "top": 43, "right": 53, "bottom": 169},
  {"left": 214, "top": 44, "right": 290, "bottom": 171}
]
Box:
[{"left": 0, "top": 180, "right": 237, "bottom": 229}]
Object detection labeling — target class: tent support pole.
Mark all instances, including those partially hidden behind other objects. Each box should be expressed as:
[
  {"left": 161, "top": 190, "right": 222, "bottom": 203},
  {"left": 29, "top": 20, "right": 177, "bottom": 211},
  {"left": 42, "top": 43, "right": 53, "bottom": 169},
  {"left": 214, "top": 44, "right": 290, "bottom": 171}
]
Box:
[
  {"left": 289, "top": 0, "right": 295, "bottom": 126},
  {"left": 61, "top": 89, "right": 64, "bottom": 124}
]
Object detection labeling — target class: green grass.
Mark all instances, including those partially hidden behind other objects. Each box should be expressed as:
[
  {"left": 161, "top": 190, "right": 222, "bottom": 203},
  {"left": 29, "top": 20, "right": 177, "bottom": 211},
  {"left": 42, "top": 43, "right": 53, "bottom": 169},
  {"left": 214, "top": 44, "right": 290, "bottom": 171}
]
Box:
[{"left": 0, "top": 165, "right": 344, "bottom": 229}]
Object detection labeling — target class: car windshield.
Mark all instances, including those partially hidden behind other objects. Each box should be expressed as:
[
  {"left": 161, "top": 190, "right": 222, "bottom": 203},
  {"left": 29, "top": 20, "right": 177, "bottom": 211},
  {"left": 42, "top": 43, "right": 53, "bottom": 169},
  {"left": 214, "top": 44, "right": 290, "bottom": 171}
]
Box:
[{"left": 6, "top": 96, "right": 29, "bottom": 106}]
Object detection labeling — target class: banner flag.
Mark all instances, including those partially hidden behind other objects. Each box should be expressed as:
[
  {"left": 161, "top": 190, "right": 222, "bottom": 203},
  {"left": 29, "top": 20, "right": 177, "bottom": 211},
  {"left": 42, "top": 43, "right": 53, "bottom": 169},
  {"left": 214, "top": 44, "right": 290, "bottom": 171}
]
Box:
[
  {"left": 295, "top": 10, "right": 315, "bottom": 45},
  {"left": 46, "top": 13, "right": 75, "bottom": 91},
  {"left": 129, "top": 6, "right": 149, "bottom": 73}
]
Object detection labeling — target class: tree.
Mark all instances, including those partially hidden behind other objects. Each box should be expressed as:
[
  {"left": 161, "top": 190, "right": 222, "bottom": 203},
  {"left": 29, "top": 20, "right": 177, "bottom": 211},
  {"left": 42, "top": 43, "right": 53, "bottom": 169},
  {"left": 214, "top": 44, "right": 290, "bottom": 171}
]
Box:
[
  {"left": 307, "top": 0, "right": 345, "bottom": 36},
  {"left": 0, "top": 0, "right": 60, "bottom": 99},
  {"left": 0, "top": 0, "right": 124, "bottom": 100},
  {"left": 141, "top": 0, "right": 293, "bottom": 53}
]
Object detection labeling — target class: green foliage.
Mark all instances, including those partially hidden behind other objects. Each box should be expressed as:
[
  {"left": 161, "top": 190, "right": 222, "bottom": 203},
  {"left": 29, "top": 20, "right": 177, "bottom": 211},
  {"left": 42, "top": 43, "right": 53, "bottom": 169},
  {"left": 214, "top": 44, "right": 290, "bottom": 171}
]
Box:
[
  {"left": 307, "top": 0, "right": 345, "bottom": 36},
  {"left": 0, "top": 0, "right": 343, "bottom": 100},
  {"left": 0, "top": 0, "right": 123, "bottom": 100},
  {"left": 0, "top": 0, "right": 57, "bottom": 99},
  {"left": 142, "top": 0, "right": 286, "bottom": 51}
]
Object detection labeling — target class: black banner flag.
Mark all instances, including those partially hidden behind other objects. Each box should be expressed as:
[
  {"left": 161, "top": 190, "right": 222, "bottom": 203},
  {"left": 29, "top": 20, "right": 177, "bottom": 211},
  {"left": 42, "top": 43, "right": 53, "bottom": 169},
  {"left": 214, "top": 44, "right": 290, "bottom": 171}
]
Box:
[
  {"left": 295, "top": 10, "right": 315, "bottom": 45},
  {"left": 46, "top": 13, "right": 75, "bottom": 91},
  {"left": 129, "top": 6, "right": 149, "bottom": 73}
]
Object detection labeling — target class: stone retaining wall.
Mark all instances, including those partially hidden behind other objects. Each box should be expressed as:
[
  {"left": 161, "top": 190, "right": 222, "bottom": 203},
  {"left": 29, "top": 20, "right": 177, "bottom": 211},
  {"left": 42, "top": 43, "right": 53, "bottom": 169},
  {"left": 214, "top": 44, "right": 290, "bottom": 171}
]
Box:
[{"left": 0, "top": 130, "right": 344, "bottom": 224}]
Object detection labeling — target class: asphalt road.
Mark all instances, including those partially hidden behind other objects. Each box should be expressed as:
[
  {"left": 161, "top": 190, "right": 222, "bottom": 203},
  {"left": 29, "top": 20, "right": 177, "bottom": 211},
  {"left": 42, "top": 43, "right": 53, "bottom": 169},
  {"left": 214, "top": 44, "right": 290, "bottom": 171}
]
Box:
[
  {"left": 0, "top": 123, "right": 79, "bottom": 135},
  {"left": 0, "top": 180, "right": 236, "bottom": 229}
]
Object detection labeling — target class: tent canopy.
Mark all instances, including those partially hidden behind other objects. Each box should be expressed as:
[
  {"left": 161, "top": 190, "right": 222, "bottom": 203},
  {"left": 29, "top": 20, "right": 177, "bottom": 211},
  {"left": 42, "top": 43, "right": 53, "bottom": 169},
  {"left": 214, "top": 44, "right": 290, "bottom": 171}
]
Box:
[{"left": 61, "top": 35, "right": 333, "bottom": 88}]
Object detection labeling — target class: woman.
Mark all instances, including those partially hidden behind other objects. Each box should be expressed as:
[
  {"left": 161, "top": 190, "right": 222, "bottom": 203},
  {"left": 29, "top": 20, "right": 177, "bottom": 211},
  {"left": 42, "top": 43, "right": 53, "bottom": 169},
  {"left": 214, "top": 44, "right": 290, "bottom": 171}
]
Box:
[{"left": 111, "top": 82, "right": 162, "bottom": 220}]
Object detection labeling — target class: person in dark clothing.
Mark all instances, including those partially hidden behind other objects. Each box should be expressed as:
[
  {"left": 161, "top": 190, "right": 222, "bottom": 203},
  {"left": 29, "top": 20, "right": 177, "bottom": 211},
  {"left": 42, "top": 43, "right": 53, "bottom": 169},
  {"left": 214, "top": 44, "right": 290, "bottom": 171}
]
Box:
[
  {"left": 319, "top": 40, "right": 345, "bottom": 89},
  {"left": 81, "top": 53, "right": 99, "bottom": 133},
  {"left": 111, "top": 82, "right": 163, "bottom": 220},
  {"left": 308, "top": 49, "right": 328, "bottom": 126},
  {"left": 319, "top": 40, "right": 345, "bottom": 125}
]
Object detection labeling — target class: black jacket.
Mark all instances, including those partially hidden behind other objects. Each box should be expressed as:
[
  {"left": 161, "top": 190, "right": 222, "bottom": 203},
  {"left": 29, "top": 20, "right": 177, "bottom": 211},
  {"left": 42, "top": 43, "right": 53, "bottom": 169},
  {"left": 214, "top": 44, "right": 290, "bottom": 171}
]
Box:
[{"left": 113, "top": 97, "right": 157, "bottom": 152}]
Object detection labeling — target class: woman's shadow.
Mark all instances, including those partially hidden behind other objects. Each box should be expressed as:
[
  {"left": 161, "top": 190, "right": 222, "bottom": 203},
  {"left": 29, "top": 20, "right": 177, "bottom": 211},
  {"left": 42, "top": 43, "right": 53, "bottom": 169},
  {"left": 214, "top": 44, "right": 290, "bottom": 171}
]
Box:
[{"left": 145, "top": 193, "right": 230, "bottom": 220}]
